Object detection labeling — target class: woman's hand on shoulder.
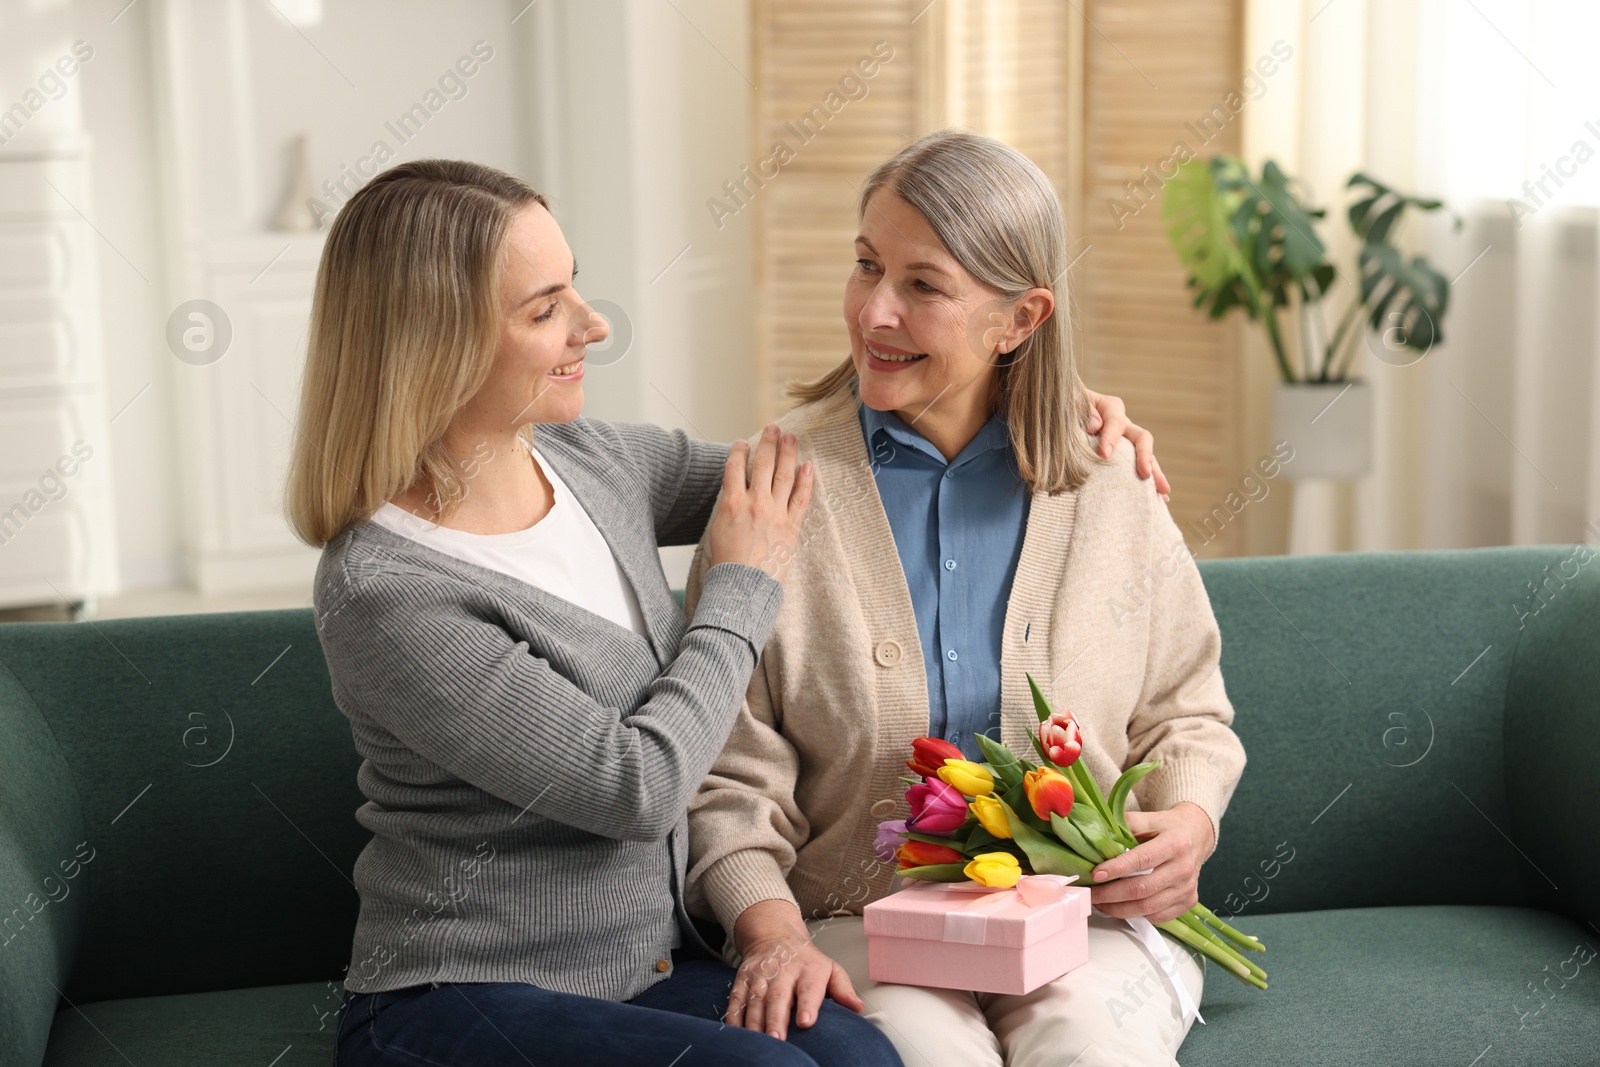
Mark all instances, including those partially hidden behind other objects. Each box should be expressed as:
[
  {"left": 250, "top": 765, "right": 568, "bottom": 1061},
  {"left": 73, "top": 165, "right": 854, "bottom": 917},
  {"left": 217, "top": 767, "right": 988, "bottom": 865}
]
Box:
[
  {"left": 1086, "top": 801, "right": 1215, "bottom": 923},
  {"left": 707, "top": 424, "right": 814, "bottom": 583},
  {"left": 1084, "top": 388, "right": 1171, "bottom": 501},
  {"left": 727, "top": 899, "right": 862, "bottom": 1040}
]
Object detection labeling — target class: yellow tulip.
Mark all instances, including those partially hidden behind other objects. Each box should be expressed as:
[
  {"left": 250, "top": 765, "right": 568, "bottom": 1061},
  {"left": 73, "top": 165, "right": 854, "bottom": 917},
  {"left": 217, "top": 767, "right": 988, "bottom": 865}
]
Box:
[
  {"left": 964, "top": 852, "right": 1022, "bottom": 888},
  {"left": 936, "top": 758, "right": 995, "bottom": 797},
  {"left": 968, "top": 794, "right": 1014, "bottom": 839}
]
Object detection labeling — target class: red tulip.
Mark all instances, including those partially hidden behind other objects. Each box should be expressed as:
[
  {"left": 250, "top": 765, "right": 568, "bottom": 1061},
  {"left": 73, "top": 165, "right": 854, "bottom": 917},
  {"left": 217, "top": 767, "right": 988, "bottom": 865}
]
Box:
[
  {"left": 906, "top": 778, "right": 969, "bottom": 836},
  {"left": 895, "top": 840, "right": 965, "bottom": 870},
  {"left": 907, "top": 736, "right": 964, "bottom": 778},
  {"left": 1023, "top": 767, "right": 1075, "bottom": 820},
  {"left": 1039, "top": 711, "right": 1082, "bottom": 768}
]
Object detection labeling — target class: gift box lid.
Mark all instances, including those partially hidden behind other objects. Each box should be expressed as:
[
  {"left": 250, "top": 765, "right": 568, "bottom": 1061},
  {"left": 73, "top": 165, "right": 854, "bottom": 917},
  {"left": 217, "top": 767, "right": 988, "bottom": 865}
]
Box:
[{"left": 862, "top": 879, "right": 1092, "bottom": 950}]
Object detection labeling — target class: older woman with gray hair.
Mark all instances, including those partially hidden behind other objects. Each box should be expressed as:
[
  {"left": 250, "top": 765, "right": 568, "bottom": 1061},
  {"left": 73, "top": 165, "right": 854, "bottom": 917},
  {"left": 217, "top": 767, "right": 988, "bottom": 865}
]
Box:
[{"left": 686, "top": 130, "right": 1247, "bottom": 1067}]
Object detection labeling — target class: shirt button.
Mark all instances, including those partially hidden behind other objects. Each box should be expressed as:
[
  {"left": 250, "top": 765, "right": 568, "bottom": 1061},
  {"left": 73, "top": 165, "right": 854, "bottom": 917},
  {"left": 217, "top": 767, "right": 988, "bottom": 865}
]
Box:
[
  {"left": 944, "top": 469, "right": 954, "bottom": 479},
  {"left": 656, "top": 959, "right": 671, "bottom": 973},
  {"left": 944, "top": 558, "right": 957, "bottom": 571},
  {"left": 874, "top": 639, "right": 904, "bottom": 667},
  {"left": 870, "top": 799, "right": 897, "bottom": 817},
  {"left": 946, "top": 649, "right": 958, "bottom": 662}
]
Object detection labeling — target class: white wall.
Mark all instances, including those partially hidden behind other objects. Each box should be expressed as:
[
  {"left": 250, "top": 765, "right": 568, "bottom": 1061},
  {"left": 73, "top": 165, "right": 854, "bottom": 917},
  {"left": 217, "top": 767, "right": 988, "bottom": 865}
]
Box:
[
  {"left": 514, "top": 0, "right": 757, "bottom": 585},
  {"left": 515, "top": 0, "right": 757, "bottom": 442},
  {"left": 0, "top": 0, "right": 757, "bottom": 594}
]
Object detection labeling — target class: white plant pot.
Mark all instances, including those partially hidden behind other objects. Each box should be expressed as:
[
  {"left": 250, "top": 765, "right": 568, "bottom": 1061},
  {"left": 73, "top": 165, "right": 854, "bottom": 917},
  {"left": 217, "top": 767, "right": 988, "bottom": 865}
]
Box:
[{"left": 1272, "top": 381, "right": 1372, "bottom": 480}]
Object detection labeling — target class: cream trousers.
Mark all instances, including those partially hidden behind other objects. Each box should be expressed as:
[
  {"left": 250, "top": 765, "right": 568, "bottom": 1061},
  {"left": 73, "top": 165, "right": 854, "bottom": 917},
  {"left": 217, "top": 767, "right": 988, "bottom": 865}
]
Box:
[{"left": 805, "top": 913, "right": 1206, "bottom": 1067}]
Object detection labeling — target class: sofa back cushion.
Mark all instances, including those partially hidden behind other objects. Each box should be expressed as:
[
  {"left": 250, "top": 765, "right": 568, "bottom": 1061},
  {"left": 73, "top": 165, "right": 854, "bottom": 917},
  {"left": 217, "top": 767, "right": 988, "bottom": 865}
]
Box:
[
  {"left": 1196, "top": 546, "right": 1584, "bottom": 919},
  {"left": 0, "top": 609, "right": 365, "bottom": 1004}
]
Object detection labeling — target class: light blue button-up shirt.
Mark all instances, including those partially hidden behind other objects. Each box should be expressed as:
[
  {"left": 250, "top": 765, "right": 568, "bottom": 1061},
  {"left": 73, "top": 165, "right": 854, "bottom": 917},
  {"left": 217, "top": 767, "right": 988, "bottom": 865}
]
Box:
[{"left": 859, "top": 402, "right": 1031, "bottom": 761}]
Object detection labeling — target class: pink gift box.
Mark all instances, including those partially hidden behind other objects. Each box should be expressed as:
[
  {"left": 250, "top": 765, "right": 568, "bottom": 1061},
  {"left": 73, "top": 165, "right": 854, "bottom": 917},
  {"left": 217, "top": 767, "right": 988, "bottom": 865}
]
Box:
[{"left": 862, "top": 878, "right": 1092, "bottom": 995}]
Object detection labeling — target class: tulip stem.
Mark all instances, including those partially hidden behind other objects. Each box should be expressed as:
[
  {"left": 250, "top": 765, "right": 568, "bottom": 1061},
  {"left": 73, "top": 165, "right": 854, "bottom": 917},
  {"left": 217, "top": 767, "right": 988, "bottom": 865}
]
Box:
[
  {"left": 1156, "top": 916, "right": 1252, "bottom": 984},
  {"left": 1177, "top": 910, "right": 1268, "bottom": 983},
  {"left": 1158, "top": 915, "right": 1268, "bottom": 990},
  {"left": 1192, "top": 903, "right": 1264, "bottom": 953}
]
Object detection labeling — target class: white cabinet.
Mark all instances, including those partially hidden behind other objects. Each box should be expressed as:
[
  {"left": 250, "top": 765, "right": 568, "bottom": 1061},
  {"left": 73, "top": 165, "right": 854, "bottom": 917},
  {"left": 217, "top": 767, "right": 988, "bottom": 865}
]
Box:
[{"left": 0, "top": 136, "right": 119, "bottom": 611}]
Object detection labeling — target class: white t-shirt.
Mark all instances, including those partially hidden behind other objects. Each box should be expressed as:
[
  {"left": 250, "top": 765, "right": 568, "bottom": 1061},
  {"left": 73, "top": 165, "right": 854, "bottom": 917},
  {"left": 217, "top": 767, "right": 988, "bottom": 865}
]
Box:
[{"left": 370, "top": 439, "right": 647, "bottom": 636}]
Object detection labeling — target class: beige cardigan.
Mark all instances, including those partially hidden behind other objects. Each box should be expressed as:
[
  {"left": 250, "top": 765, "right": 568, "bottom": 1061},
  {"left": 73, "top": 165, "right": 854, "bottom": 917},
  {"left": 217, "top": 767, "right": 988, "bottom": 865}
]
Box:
[{"left": 683, "top": 384, "right": 1247, "bottom": 936}]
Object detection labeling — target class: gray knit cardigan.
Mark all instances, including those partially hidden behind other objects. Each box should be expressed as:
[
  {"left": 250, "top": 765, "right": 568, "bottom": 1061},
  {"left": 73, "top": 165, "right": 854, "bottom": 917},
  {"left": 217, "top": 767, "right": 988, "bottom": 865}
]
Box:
[{"left": 312, "top": 418, "right": 776, "bottom": 1002}]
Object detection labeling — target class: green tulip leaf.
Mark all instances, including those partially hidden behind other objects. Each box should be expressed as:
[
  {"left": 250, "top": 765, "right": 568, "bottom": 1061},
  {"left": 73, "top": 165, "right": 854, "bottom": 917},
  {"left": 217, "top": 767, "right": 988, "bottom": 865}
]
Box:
[
  {"left": 1108, "top": 760, "right": 1163, "bottom": 830},
  {"left": 1002, "top": 805, "right": 1098, "bottom": 881},
  {"left": 901, "top": 830, "right": 968, "bottom": 849},
  {"left": 1025, "top": 673, "right": 1055, "bottom": 725},
  {"left": 964, "top": 825, "right": 1006, "bottom": 851},
  {"left": 976, "top": 733, "right": 1026, "bottom": 792},
  {"left": 1067, "top": 800, "right": 1123, "bottom": 858},
  {"left": 1049, "top": 811, "right": 1102, "bottom": 863},
  {"left": 961, "top": 833, "right": 1030, "bottom": 864},
  {"left": 896, "top": 863, "right": 971, "bottom": 882}
]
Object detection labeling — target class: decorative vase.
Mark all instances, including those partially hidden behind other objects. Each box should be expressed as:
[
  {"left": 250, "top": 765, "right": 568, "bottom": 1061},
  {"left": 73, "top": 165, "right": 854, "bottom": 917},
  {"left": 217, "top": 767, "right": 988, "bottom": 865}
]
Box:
[
  {"left": 1272, "top": 380, "right": 1372, "bottom": 480},
  {"left": 270, "top": 134, "right": 320, "bottom": 232}
]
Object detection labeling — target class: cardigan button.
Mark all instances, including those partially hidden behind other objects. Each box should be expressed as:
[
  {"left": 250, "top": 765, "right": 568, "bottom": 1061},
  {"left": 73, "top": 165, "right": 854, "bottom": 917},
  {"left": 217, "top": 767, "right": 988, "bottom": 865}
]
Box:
[
  {"left": 870, "top": 799, "right": 897, "bottom": 817},
  {"left": 656, "top": 959, "right": 671, "bottom": 973},
  {"left": 873, "top": 639, "right": 903, "bottom": 667}
]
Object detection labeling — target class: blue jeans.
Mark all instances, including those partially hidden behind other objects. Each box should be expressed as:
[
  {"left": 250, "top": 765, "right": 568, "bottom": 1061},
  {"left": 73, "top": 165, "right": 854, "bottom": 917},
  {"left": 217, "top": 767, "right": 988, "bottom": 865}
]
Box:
[{"left": 333, "top": 958, "right": 903, "bottom": 1067}]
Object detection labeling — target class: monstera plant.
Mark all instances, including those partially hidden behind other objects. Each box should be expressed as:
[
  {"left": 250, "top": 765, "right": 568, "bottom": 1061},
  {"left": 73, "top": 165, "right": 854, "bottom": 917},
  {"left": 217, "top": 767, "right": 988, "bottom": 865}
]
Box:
[
  {"left": 1161, "top": 157, "right": 1457, "bottom": 478},
  {"left": 1161, "top": 156, "right": 1455, "bottom": 382}
]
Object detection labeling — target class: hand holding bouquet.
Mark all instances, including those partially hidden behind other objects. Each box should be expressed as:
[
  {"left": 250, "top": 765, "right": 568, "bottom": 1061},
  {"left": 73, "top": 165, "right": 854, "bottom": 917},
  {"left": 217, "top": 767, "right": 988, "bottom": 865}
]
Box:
[{"left": 876, "top": 674, "right": 1269, "bottom": 990}]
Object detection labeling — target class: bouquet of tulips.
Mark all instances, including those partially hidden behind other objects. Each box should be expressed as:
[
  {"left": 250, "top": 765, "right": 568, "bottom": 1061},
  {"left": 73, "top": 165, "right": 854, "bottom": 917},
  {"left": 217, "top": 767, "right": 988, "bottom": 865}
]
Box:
[{"left": 875, "top": 673, "right": 1269, "bottom": 990}]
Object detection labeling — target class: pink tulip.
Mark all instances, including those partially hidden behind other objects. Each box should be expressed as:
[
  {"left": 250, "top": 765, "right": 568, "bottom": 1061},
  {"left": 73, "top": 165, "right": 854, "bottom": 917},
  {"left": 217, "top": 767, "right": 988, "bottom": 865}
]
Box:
[
  {"left": 906, "top": 778, "right": 969, "bottom": 836},
  {"left": 1040, "top": 710, "right": 1083, "bottom": 768}
]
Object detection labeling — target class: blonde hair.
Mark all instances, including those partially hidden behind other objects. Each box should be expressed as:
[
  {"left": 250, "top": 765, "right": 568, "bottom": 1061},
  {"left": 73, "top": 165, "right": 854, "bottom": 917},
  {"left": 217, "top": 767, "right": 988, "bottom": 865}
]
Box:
[
  {"left": 789, "top": 129, "right": 1099, "bottom": 494},
  {"left": 285, "top": 159, "right": 546, "bottom": 547}
]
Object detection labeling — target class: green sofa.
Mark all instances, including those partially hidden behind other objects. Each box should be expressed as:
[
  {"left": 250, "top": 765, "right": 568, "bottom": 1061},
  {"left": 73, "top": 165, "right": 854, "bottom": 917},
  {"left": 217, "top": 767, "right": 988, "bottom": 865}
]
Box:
[{"left": 2, "top": 546, "right": 1596, "bottom": 1066}]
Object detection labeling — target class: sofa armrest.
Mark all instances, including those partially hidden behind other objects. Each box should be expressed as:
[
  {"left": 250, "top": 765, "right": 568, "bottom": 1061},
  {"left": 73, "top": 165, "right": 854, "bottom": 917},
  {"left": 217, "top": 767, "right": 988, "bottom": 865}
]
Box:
[
  {"left": 0, "top": 661, "right": 87, "bottom": 1067},
  {"left": 1503, "top": 548, "right": 1600, "bottom": 927}
]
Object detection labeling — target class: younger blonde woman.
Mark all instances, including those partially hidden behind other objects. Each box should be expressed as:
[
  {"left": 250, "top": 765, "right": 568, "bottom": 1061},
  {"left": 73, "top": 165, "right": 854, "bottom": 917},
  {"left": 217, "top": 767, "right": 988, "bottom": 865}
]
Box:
[{"left": 287, "top": 160, "right": 893, "bottom": 1067}]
